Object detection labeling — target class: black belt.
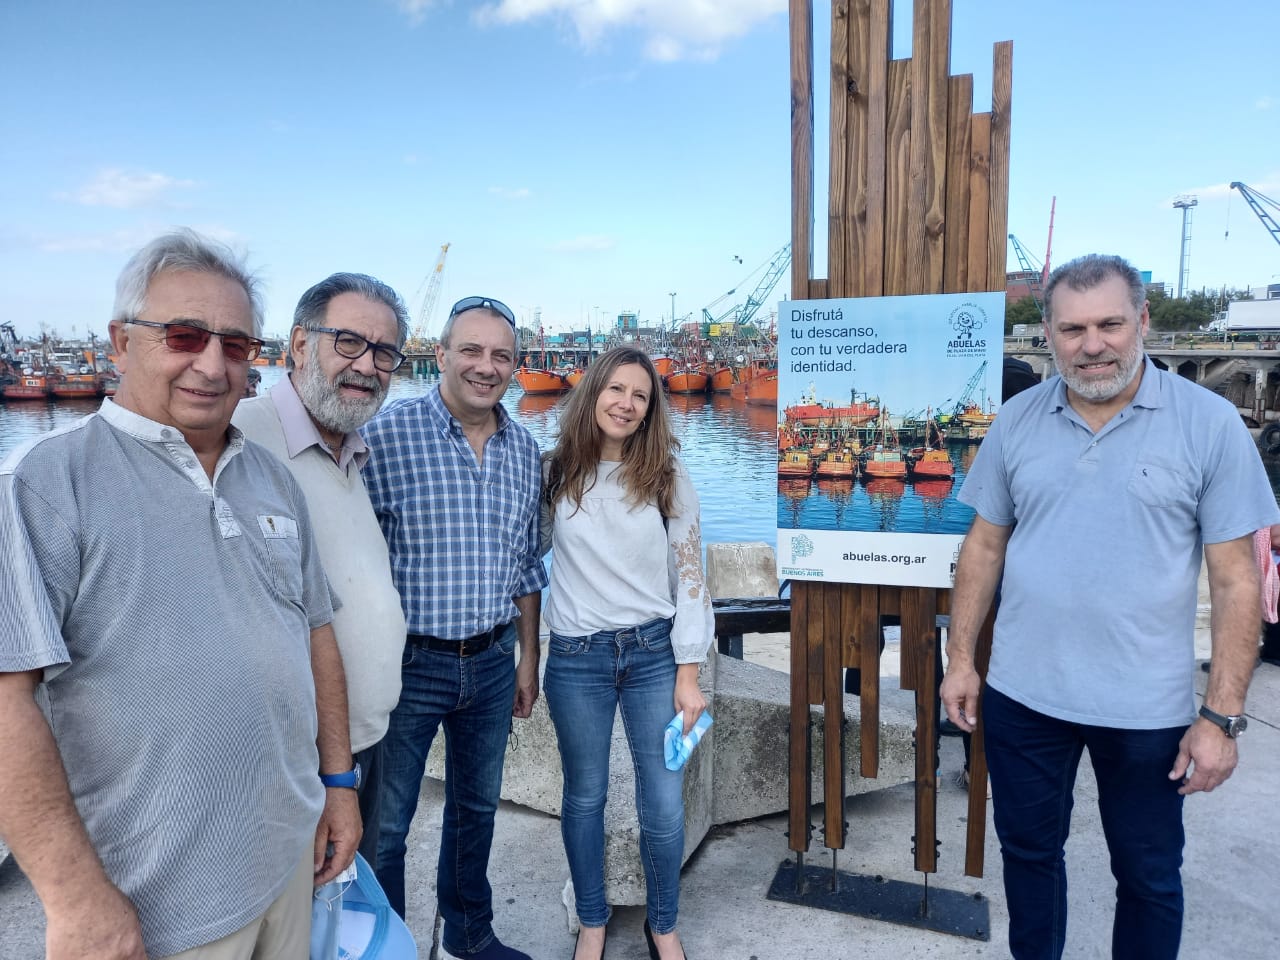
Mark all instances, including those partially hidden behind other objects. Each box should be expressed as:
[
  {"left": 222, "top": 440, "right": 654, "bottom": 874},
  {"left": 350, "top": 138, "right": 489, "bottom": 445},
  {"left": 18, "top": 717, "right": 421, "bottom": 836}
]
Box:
[{"left": 408, "top": 623, "right": 508, "bottom": 657}]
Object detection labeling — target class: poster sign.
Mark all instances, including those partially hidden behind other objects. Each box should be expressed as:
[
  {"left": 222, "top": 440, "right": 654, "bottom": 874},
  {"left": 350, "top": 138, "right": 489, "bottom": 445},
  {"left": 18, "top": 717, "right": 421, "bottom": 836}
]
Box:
[{"left": 775, "top": 292, "right": 1005, "bottom": 587}]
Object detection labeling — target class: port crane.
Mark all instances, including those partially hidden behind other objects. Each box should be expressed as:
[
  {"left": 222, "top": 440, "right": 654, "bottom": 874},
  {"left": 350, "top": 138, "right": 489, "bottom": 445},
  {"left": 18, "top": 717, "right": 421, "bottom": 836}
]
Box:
[
  {"left": 408, "top": 242, "right": 451, "bottom": 349},
  {"left": 701, "top": 242, "right": 792, "bottom": 330},
  {"left": 1008, "top": 235, "right": 1046, "bottom": 317},
  {"left": 1229, "top": 182, "right": 1280, "bottom": 250},
  {"left": 943, "top": 360, "right": 990, "bottom": 419}
]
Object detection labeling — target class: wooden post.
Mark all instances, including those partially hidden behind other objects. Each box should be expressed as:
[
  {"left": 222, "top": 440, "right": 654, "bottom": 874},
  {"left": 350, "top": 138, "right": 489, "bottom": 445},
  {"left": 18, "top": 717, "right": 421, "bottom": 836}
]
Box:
[{"left": 786, "top": 0, "right": 1012, "bottom": 882}]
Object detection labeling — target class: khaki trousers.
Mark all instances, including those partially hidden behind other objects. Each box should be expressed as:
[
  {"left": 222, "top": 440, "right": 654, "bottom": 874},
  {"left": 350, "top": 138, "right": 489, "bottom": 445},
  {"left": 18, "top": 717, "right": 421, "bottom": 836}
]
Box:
[{"left": 161, "top": 853, "right": 313, "bottom": 960}]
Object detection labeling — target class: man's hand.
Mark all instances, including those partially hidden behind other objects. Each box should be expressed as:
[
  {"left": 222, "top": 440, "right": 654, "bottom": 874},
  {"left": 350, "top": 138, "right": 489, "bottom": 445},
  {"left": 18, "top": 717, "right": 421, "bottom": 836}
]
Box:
[
  {"left": 940, "top": 664, "right": 981, "bottom": 734},
  {"left": 1169, "top": 718, "right": 1239, "bottom": 795},
  {"left": 513, "top": 654, "right": 539, "bottom": 718},
  {"left": 313, "top": 787, "right": 361, "bottom": 885},
  {"left": 45, "top": 880, "right": 145, "bottom": 960}
]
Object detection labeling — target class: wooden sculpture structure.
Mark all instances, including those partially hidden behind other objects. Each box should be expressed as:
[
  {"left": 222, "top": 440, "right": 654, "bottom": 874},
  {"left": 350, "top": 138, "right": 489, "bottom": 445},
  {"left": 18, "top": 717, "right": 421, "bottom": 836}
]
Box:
[{"left": 776, "top": 0, "right": 1010, "bottom": 936}]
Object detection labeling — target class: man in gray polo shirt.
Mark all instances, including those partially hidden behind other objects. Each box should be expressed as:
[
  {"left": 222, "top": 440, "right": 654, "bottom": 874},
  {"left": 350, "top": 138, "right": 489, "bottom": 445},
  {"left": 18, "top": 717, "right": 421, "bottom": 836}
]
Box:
[
  {"left": 0, "top": 229, "right": 359, "bottom": 959},
  {"left": 942, "top": 253, "right": 1278, "bottom": 960}
]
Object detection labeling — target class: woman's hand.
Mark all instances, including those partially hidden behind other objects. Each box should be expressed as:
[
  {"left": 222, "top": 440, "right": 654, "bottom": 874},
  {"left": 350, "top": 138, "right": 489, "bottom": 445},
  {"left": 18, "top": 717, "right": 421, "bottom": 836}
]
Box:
[{"left": 673, "top": 663, "right": 706, "bottom": 735}]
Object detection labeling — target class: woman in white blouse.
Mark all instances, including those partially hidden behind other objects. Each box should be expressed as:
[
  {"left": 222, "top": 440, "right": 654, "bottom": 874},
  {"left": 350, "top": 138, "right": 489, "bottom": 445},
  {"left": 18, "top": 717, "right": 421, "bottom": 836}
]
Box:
[{"left": 541, "top": 346, "right": 714, "bottom": 960}]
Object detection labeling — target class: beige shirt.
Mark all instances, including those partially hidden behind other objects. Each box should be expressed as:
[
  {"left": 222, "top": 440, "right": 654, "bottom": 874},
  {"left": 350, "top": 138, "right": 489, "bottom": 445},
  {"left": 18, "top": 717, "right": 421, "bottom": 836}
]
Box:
[{"left": 234, "top": 378, "right": 406, "bottom": 751}]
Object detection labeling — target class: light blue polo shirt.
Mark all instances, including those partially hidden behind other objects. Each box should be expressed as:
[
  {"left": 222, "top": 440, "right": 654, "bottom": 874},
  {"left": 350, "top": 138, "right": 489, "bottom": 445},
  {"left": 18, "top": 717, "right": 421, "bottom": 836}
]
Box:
[{"left": 960, "top": 358, "right": 1279, "bottom": 728}]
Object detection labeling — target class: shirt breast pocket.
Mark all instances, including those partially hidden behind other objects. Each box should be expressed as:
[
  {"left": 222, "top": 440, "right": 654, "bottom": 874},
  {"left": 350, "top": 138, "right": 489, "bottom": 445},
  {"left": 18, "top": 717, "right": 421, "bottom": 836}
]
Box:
[
  {"left": 257, "top": 514, "right": 303, "bottom": 603},
  {"left": 1126, "top": 461, "right": 1195, "bottom": 511}
]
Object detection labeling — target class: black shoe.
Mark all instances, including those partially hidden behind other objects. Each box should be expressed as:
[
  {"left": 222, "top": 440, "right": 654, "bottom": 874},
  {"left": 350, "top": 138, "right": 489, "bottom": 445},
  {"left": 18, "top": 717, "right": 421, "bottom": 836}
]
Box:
[
  {"left": 642, "top": 920, "right": 659, "bottom": 960},
  {"left": 643, "top": 919, "right": 686, "bottom": 960}
]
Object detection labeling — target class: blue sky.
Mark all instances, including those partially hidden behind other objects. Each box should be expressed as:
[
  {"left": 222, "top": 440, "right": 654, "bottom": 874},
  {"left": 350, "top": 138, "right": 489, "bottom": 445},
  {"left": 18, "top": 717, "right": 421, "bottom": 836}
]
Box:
[{"left": 2, "top": 0, "right": 1277, "bottom": 341}]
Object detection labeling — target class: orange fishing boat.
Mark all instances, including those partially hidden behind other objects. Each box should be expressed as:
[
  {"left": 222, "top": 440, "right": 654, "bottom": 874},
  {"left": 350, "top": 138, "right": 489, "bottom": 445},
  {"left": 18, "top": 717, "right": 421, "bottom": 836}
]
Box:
[
  {"left": 564, "top": 368, "right": 584, "bottom": 388},
  {"left": 743, "top": 369, "right": 777, "bottom": 406},
  {"left": 815, "top": 447, "right": 858, "bottom": 479},
  {"left": 51, "top": 372, "right": 104, "bottom": 400},
  {"left": 3, "top": 371, "right": 53, "bottom": 401},
  {"left": 652, "top": 355, "right": 675, "bottom": 377},
  {"left": 513, "top": 365, "right": 569, "bottom": 394},
  {"left": 664, "top": 363, "right": 709, "bottom": 395},
  {"left": 862, "top": 412, "right": 907, "bottom": 480},
  {"left": 778, "top": 449, "right": 815, "bottom": 477},
  {"left": 907, "top": 415, "right": 954, "bottom": 479}
]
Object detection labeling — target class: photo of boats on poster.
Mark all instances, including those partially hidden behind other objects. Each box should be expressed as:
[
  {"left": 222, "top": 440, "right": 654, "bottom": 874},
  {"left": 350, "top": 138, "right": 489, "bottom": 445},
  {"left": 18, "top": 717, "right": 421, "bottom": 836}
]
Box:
[{"left": 775, "top": 292, "right": 1005, "bottom": 588}]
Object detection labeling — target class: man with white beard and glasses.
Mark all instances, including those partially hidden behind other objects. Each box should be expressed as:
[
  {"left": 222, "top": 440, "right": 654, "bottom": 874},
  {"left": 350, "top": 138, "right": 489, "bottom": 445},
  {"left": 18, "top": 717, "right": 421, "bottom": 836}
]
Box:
[
  {"left": 235, "top": 272, "right": 410, "bottom": 866},
  {"left": 941, "top": 254, "right": 1278, "bottom": 959}
]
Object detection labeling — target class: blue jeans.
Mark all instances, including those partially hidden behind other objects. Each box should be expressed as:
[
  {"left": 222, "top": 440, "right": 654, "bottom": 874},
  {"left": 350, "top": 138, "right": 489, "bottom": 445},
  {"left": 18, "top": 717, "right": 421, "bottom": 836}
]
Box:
[
  {"left": 983, "top": 685, "right": 1186, "bottom": 960},
  {"left": 374, "top": 624, "right": 517, "bottom": 956},
  {"left": 544, "top": 616, "right": 685, "bottom": 935}
]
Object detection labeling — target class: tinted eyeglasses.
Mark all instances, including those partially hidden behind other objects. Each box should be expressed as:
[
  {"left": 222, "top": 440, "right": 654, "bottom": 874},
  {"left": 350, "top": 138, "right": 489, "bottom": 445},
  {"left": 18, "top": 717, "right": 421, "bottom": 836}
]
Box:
[
  {"left": 310, "top": 326, "right": 406, "bottom": 373},
  {"left": 448, "top": 296, "right": 517, "bottom": 328},
  {"left": 127, "top": 319, "right": 264, "bottom": 363}
]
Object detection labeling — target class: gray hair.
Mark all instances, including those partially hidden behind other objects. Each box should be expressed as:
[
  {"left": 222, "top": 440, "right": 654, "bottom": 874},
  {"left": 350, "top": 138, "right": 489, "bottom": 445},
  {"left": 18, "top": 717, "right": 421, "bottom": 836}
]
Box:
[
  {"left": 1043, "top": 254, "right": 1146, "bottom": 326},
  {"left": 288, "top": 272, "right": 410, "bottom": 371},
  {"left": 112, "top": 228, "right": 264, "bottom": 335}
]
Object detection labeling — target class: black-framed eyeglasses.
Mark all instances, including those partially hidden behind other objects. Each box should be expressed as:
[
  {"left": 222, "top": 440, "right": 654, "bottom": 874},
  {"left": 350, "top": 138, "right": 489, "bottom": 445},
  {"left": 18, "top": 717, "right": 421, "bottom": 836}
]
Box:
[
  {"left": 448, "top": 296, "right": 517, "bottom": 328},
  {"left": 310, "top": 326, "right": 406, "bottom": 372},
  {"left": 127, "top": 319, "right": 264, "bottom": 363}
]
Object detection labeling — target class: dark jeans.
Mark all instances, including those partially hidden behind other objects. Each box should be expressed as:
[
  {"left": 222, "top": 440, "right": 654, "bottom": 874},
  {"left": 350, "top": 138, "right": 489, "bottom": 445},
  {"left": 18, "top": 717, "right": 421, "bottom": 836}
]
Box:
[
  {"left": 983, "top": 685, "right": 1186, "bottom": 960},
  {"left": 374, "top": 625, "right": 517, "bottom": 956},
  {"left": 354, "top": 739, "right": 383, "bottom": 866}
]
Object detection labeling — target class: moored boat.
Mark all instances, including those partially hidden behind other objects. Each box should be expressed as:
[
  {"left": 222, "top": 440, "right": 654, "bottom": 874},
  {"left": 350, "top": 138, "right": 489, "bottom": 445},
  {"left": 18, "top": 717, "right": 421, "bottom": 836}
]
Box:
[
  {"left": 513, "top": 365, "right": 569, "bottom": 394},
  {"left": 778, "top": 449, "right": 815, "bottom": 477},
  {"left": 664, "top": 364, "right": 710, "bottom": 394},
  {"left": 743, "top": 369, "right": 777, "bottom": 406},
  {"left": 51, "top": 372, "right": 104, "bottom": 400},
  {"left": 815, "top": 447, "right": 858, "bottom": 479},
  {"left": 3, "top": 372, "right": 53, "bottom": 401}
]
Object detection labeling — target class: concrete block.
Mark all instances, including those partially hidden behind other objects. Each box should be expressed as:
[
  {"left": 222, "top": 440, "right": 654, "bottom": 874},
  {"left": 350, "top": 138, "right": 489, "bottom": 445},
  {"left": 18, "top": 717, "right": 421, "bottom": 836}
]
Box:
[
  {"left": 709, "top": 653, "right": 916, "bottom": 825},
  {"left": 705, "top": 541, "right": 779, "bottom": 599}
]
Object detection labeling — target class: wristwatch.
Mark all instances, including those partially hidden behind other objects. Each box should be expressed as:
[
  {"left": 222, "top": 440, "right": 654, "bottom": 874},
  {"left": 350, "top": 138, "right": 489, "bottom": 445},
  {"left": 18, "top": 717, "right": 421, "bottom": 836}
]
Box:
[
  {"left": 320, "top": 762, "right": 362, "bottom": 789},
  {"left": 1198, "top": 705, "right": 1247, "bottom": 738}
]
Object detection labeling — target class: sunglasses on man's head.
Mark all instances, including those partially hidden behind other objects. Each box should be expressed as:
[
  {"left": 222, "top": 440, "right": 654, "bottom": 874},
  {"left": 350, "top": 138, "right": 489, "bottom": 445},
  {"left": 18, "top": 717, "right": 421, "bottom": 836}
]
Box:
[
  {"left": 128, "top": 319, "right": 264, "bottom": 363},
  {"left": 447, "top": 296, "right": 517, "bottom": 328}
]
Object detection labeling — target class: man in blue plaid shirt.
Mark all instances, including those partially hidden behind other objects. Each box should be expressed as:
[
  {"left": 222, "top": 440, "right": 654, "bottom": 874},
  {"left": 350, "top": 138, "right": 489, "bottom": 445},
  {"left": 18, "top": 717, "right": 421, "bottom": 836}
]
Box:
[{"left": 362, "top": 296, "right": 546, "bottom": 960}]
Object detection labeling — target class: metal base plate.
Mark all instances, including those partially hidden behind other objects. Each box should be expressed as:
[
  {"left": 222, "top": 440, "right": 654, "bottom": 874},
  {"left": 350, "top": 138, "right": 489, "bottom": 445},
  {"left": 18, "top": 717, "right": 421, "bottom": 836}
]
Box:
[{"left": 766, "top": 860, "right": 991, "bottom": 941}]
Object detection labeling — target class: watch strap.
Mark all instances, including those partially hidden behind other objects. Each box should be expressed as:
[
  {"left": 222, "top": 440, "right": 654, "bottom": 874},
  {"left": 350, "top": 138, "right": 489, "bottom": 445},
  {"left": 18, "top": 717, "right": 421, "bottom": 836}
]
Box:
[
  {"left": 320, "top": 762, "right": 361, "bottom": 789},
  {"left": 1198, "top": 705, "right": 1246, "bottom": 737}
]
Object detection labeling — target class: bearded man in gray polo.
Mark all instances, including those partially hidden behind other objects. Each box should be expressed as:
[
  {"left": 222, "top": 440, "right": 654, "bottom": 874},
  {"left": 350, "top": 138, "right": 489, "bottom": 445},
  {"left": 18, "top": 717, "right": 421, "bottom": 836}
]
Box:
[
  {"left": 234, "top": 272, "right": 410, "bottom": 865},
  {"left": 0, "top": 229, "right": 358, "bottom": 960}
]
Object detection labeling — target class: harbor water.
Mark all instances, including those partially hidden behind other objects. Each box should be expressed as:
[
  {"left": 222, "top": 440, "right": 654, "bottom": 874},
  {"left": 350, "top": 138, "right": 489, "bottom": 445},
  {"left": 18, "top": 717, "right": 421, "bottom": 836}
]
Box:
[
  {"left": 0, "top": 367, "right": 782, "bottom": 549},
  {"left": 5, "top": 366, "right": 1280, "bottom": 549}
]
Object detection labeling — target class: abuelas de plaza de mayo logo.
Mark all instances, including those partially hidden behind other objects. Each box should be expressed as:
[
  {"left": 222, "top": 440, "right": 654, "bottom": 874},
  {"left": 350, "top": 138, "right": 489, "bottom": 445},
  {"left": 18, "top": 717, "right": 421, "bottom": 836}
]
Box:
[{"left": 946, "top": 301, "right": 989, "bottom": 358}]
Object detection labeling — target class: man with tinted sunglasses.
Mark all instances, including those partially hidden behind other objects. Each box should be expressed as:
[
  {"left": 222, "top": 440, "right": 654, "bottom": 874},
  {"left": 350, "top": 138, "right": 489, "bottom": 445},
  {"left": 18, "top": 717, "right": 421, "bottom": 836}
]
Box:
[
  {"left": 234, "top": 272, "right": 410, "bottom": 870},
  {"left": 0, "top": 229, "right": 356, "bottom": 959},
  {"left": 363, "top": 296, "right": 546, "bottom": 960}
]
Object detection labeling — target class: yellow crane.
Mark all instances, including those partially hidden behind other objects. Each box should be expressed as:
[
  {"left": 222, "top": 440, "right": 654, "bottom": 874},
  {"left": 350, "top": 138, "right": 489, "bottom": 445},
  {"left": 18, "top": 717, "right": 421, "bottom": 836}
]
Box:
[{"left": 407, "top": 242, "right": 450, "bottom": 350}]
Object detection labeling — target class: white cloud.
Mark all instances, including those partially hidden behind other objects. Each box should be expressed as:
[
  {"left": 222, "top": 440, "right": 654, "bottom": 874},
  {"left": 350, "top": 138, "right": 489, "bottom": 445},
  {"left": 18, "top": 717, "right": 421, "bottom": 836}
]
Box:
[
  {"left": 1257, "top": 96, "right": 1274, "bottom": 111},
  {"left": 550, "top": 234, "right": 615, "bottom": 253},
  {"left": 489, "top": 185, "right": 531, "bottom": 199},
  {"left": 475, "top": 0, "right": 786, "bottom": 61},
  {"left": 62, "top": 169, "right": 197, "bottom": 209},
  {"left": 395, "top": 0, "right": 439, "bottom": 25}
]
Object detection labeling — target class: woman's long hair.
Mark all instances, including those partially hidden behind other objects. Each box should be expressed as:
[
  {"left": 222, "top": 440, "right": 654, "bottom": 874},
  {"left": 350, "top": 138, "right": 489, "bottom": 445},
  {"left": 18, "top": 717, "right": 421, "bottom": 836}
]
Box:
[{"left": 544, "top": 346, "right": 679, "bottom": 517}]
